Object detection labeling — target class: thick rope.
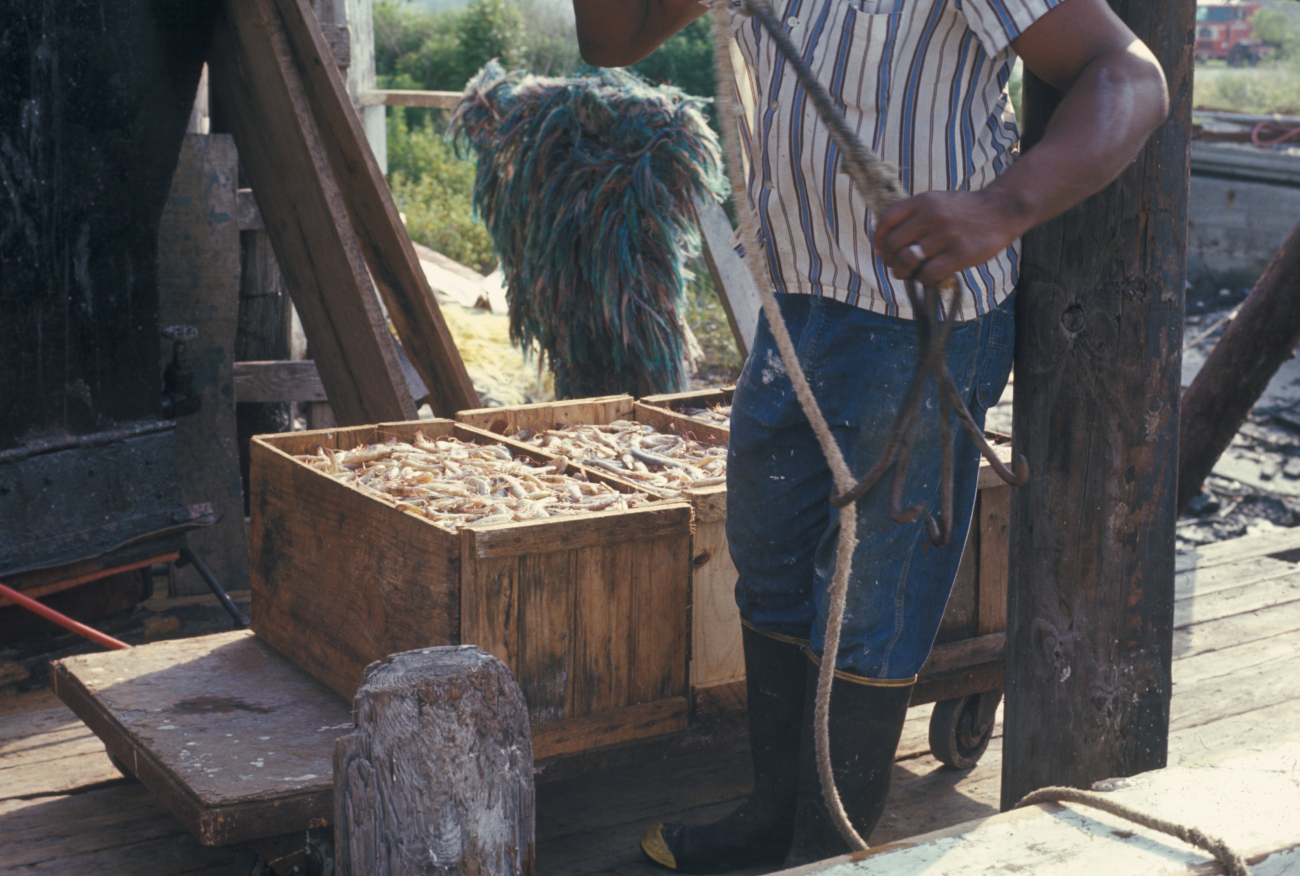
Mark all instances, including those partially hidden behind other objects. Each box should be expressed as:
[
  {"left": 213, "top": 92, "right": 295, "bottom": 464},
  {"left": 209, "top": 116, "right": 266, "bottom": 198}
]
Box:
[
  {"left": 711, "top": 2, "right": 868, "bottom": 852},
  {"left": 1016, "top": 787, "right": 1253, "bottom": 876}
]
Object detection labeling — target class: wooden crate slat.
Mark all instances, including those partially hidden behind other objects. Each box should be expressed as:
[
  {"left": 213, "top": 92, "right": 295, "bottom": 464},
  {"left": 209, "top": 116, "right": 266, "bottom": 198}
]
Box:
[
  {"left": 571, "top": 542, "right": 634, "bottom": 716},
  {"left": 531, "top": 698, "right": 689, "bottom": 761},
  {"left": 977, "top": 485, "right": 1011, "bottom": 636},
  {"left": 270, "top": 0, "right": 479, "bottom": 416},
  {"left": 209, "top": 0, "right": 414, "bottom": 426},
  {"left": 516, "top": 551, "right": 577, "bottom": 726},
  {"left": 633, "top": 534, "right": 691, "bottom": 704}
]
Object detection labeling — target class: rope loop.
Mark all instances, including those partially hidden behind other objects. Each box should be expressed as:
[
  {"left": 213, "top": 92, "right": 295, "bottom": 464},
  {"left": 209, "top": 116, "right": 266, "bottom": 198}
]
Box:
[{"left": 1016, "top": 786, "right": 1253, "bottom": 876}]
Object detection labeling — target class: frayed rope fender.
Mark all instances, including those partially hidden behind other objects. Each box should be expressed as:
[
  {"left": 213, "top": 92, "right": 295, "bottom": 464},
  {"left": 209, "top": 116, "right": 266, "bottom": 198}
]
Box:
[{"left": 449, "top": 62, "right": 728, "bottom": 399}]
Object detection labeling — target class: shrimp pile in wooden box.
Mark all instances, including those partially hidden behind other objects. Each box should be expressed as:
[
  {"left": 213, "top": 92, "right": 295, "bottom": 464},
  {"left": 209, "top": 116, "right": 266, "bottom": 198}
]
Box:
[
  {"left": 249, "top": 419, "right": 692, "bottom": 759},
  {"left": 458, "top": 394, "right": 744, "bottom": 715}
]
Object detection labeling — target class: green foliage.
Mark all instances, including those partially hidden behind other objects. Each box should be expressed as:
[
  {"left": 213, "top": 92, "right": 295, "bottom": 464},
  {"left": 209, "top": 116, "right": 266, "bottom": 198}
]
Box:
[
  {"left": 683, "top": 266, "right": 743, "bottom": 377},
  {"left": 387, "top": 112, "right": 496, "bottom": 273},
  {"left": 631, "top": 17, "right": 716, "bottom": 100},
  {"left": 375, "top": 0, "right": 525, "bottom": 93},
  {"left": 1195, "top": 63, "right": 1300, "bottom": 114},
  {"left": 517, "top": 0, "right": 582, "bottom": 78},
  {"left": 1254, "top": 8, "right": 1300, "bottom": 58},
  {"left": 458, "top": 0, "right": 524, "bottom": 75}
]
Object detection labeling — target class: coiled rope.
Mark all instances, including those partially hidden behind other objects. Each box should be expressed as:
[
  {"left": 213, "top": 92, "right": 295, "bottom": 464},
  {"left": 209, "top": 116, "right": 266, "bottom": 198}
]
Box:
[{"left": 710, "top": 6, "right": 1251, "bottom": 871}]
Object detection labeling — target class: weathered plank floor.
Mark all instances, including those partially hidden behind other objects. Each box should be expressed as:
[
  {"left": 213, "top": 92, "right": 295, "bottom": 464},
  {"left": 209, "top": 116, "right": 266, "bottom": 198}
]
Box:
[{"left": 4, "top": 528, "right": 1300, "bottom": 876}]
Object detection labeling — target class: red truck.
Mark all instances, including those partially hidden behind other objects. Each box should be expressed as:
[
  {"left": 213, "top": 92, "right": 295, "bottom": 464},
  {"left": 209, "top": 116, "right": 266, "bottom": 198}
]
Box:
[{"left": 1196, "top": 0, "right": 1270, "bottom": 66}]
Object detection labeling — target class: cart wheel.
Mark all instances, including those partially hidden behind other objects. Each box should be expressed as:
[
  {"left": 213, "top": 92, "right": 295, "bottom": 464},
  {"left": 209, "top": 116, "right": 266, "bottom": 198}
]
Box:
[
  {"left": 232, "top": 847, "right": 273, "bottom": 876},
  {"left": 929, "top": 691, "right": 1001, "bottom": 770},
  {"left": 233, "top": 830, "right": 333, "bottom": 876},
  {"left": 305, "top": 828, "right": 334, "bottom": 876}
]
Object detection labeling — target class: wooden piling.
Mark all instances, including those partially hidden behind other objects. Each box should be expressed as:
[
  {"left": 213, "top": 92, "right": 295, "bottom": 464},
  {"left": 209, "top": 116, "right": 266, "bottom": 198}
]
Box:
[
  {"left": 334, "top": 646, "right": 535, "bottom": 876},
  {"left": 1001, "top": 1, "right": 1193, "bottom": 808},
  {"left": 1178, "top": 218, "right": 1300, "bottom": 514}
]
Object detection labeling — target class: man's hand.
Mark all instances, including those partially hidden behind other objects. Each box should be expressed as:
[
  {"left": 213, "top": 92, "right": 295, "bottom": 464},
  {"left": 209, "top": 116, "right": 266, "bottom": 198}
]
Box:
[
  {"left": 874, "top": 0, "right": 1169, "bottom": 287},
  {"left": 573, "top": 0, "right": 707, "bottom": 67}
]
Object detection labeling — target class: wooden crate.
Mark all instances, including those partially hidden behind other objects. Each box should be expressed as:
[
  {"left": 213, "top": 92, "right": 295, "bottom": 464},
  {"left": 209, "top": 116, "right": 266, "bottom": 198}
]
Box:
[
  {"left": 249, "top": 419, "right": 693, "bottom": 759},
  {"left": 463, "top": 394, "right": 1013, "bottom": 714},
  {"left": 458, "top": 398, "right": 740, "bottom": 713}
]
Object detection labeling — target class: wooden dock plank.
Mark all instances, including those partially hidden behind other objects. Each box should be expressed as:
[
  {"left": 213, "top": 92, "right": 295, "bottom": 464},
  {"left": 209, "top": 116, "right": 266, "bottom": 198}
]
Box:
[
  {"left": 7, "top": 527, "right": 1300, "bottom": 874},
  {"left": 0, "top": 786, "right": 234, "bottom": 874},
  {"left": 1175, "top": 572, "right": 1300, "bottom": 629},
  {"left": 1174, "top": 594, "right": 1300, "bottom": 662}
]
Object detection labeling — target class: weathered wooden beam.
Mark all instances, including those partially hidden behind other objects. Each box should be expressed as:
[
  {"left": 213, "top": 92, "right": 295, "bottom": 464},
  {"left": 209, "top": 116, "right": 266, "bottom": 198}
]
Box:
[
  {"left": 1178, "top": 218, "right": 1300, "bottom": 514},
  {"left": 158, "top": 135, "right": 249, "bottom": 598},
  {"left": 334, "top": 646, "right": 535, "bottom": 876},
  {"left": 356, "top": 89, "right": 463, "bottom": 109},
  {"left": 208, "top": 0, "right": 416, "bottom": 426},
  {"left": 696, "top": 196, "right": 760, "bottom": 361},
  {"left": 234, "top": 361, "right": 328, "bottom": 403},
  {"left": 1001, "top": 1, "right": 1192, "bottom": 808},
  {"left": 233, "top": 358, "right": 427, "bottom": 406},
  {"left": 271, "top": 0, "right": 480, "bottom": 416}
]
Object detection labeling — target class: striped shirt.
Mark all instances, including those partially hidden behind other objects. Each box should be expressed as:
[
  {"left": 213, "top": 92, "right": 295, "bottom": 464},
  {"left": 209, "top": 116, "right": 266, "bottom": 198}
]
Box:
[{"left": 723, "top": 0, "right": 1063, "bottom": 320}]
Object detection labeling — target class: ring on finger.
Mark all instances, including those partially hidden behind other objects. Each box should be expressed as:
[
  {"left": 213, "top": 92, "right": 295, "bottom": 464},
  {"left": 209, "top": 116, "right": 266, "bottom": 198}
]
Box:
[{"left": 906, "top": 243, "right": 926, "bottom": 262}]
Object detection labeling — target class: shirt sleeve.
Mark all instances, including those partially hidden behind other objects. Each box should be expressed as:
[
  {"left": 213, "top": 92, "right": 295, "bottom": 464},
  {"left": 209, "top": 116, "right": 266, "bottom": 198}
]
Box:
[{"left": 955, "top": 0, "right": 1067, "bottom": 58}]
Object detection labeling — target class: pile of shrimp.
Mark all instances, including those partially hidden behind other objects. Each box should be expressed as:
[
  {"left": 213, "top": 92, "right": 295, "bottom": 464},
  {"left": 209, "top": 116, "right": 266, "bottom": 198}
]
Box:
[
  {"left": 512, "top": 420, "right": 727, "bottom": 498},
  {"left": 298, "top": 430, "right": 654, "bottom": 531}
]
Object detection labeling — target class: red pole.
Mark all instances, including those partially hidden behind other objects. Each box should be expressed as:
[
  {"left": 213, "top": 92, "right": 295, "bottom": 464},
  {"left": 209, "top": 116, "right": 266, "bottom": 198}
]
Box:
[{"left": 0, "top": 581, "right": 132, "bottom": 650}]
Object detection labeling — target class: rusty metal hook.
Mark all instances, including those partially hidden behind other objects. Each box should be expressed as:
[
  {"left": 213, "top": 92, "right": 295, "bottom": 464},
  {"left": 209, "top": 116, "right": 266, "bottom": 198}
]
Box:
[{"left": 830, "top": 281, "right": 1028, "bottom": 546}]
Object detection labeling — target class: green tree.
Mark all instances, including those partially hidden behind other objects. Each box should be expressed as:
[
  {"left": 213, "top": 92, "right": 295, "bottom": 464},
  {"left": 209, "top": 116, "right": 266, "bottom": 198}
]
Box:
[
  {"left": 631, "top": 17, "right": 716, "bottom": 100},
  {"left": 458, "top": 0, "right": 524, "bottom": 79},
  {"left": 1254, "top": 7, "right": 1300, "bottom": 58}
]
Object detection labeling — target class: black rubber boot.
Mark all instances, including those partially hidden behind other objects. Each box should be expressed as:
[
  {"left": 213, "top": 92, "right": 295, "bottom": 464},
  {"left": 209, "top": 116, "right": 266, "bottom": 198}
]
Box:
[
  {"left": 640, "top": 626, "right": 808, "bottom": 873},
  {"left": 782, "top": 660, "right": 914, "bottom": 868}
]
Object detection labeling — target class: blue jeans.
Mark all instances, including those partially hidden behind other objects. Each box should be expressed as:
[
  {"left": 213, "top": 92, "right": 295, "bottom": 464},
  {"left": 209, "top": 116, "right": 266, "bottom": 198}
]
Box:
[{"left": 726, "top": 293, "right": 1015, "bottom": 679}]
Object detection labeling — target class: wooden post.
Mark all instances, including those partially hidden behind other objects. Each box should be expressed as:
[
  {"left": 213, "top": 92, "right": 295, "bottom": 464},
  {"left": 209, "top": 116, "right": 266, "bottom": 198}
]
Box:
[
  {"left": 158, "top": 134, "right": 250, "bottom": 597},
  {"left": 335, "top": 646, "right": 535, "bottom": 876},
  {"left": 1178, "top": 218, "right": 1300, "bottom": 514},
  {"left": 1001, "top": 1, "right": 1193, "bottom": 808}
]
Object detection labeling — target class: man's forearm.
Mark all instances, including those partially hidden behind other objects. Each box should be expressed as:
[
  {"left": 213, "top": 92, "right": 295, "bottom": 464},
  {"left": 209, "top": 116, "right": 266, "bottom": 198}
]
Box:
[
  {"left": 984, "top": 45, "right": 1169, "bottom": 241},
  {"left": 573, "top": 0, "right": 707, "bottom": 67}
]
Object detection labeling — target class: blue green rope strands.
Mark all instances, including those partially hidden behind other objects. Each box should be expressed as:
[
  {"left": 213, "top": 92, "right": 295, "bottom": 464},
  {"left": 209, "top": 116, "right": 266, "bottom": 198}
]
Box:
[{"left": 449, "top": 62, "right": 729, "bottom": 399}]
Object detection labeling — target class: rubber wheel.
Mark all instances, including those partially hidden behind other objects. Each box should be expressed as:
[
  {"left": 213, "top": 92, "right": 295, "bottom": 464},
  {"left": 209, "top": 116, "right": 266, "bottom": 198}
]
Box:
[
  {"left": 233, "top": 830, "right": 332, "bottom": 876},
  {"left": 232, "top": 847, "right": 274, "bottom": 876},
  {"left": 929, "top": 692, "right": 1000, "bottom": 770}
]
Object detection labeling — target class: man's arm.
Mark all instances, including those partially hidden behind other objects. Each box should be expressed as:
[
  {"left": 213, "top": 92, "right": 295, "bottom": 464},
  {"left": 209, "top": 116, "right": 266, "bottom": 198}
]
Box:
[
  {"left": 572, "top": 0, "right": 707, "bottom": 67},
  {"left": 874, "top": 0, "right": 1169, "bottom": 287}
]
